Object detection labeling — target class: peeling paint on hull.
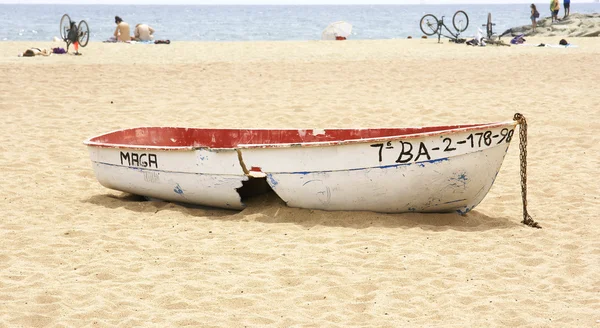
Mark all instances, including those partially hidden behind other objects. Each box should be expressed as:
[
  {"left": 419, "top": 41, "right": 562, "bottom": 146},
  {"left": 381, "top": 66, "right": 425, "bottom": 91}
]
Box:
[
  {"left": 264, "top": 147, "right": 507, "bottom": 213},
  {"left": 91, "top": 162, "right": 248, "bottom": 209},
  {"left": 86, "top": 146, "right": 247, "bottom": 209}
]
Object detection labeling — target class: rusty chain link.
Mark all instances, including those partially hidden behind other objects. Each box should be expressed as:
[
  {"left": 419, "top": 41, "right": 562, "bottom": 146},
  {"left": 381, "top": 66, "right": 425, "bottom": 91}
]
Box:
[{"left": 513, "top": 113, "right": 541, "bottom": 229}]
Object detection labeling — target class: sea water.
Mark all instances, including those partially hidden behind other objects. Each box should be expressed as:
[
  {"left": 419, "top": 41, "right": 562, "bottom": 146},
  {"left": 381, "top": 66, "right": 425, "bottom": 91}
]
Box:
[{"left": 1, "top": 3, "right": 598, "bottom": 42}]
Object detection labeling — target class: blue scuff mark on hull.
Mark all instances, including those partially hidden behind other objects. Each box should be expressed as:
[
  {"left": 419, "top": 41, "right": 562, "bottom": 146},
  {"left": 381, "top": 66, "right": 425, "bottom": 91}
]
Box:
[
  {"left": 456, "top": 206, "right": 473, "bottom": 215},
  {"left": 267, "top": 173, "right": 279, "bottom": 186},
  {"left": 426, "top": 158, "right": 449, "bottom": 164},
  {"left": 448, "top": 171, "right": 469, "bottom": 190},
  {"left": 174, "top": 183, "right": 184, "bottom": 195},
  {"left": 287, "top": 171, "right": 312, "bottom": 175},
  {"left": 417, "top": 158, "right": 449, "bottom": 167}
]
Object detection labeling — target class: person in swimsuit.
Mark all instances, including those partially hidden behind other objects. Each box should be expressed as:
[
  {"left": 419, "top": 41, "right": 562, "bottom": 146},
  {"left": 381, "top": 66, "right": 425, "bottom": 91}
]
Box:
[
  {"left": 530, "top": 4, "right": 539, "bottom": 32},
  {"left": 66, "top": 20, "right": 79, "bottom": 54},
  {"left": 134, "top": 24, "right": 155, "bottom": 41},
  {"left": 113, "top": 16, "right": 131, "bottom": 42}
]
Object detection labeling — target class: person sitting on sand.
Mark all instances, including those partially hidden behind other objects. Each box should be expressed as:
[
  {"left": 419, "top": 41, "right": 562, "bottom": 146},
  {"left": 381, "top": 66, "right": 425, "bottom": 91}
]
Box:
[
  {"left": 113, "top": 16, "right": 131, "bottom": 42},
  {"left": 134, "top": 23, "right": 155, "bottom": 41},
  {"left": 550, "top": 0, "right": 560, "bottom": 23},
  {"left": 530, "top": 4, "right": 540, "bottom": 32}
]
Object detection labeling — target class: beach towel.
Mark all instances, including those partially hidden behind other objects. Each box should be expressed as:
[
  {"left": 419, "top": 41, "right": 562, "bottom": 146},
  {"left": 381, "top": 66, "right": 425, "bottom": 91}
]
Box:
[
  {"left": 104, "top": 37, "right": 167, "bottom": 44},
  {"left": 546, "top": 44, "right": 578, "bottom": 48},
  {"left": 103, "top": 36, "right": 128, "bottom": 43},
  {"left": 519, "top": 43, "right": 578, "bottom": 48}
]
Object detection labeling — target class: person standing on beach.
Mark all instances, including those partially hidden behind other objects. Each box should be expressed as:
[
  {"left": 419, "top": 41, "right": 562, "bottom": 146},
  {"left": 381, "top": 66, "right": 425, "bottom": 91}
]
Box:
[
  {"left": 550, "top": 0, "right": 560, "bottom": 22},
  {"left": 530, "top": 4, "right": 540, "bottom": 32},
  {"left": 134, "top": 24, "right": 155, "bottom": 41},
  {"left": 113, "top": 16, "right": 131, "bottom": 42},
  {"left": 66, "top": 20, "right": 80, "bottom": 54},
  {"left": 563, "top": 0, "right": 571, "bottom": 18}
]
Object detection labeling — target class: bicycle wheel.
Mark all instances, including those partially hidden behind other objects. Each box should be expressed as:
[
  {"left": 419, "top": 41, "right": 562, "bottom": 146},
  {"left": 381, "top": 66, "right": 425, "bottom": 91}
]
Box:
[
  {"left": 452, "top": 10, "right": 469, "bottom": 32},
  {"left": 60, "top": 14, "right": 71, "bottom": 41},
  {"left": 420, "top": 14, "right": 439, "bottom": 36},
  {"left": 78, "top": 20, "right": 90, "bottom": 47},
  {"left": 486, "top": 13, "right": 492, "bottom": 38}
]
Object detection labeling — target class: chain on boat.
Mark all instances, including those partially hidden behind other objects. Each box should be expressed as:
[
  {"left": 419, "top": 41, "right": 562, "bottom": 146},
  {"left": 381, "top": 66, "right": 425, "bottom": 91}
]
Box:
[{"left": 513, "top": 113, "right": 541, "bottom": 229}]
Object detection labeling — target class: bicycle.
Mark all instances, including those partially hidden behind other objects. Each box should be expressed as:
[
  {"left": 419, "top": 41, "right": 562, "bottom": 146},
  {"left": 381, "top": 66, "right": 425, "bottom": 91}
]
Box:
[
  {"left": 60, "top": 14, "right": 89, "bottom": 54},
  {"left": 420, "top": 11, "right": 469, "bottom": 43},
  {"left": 482, "top": 13, "right": 496, "bottom": 40}
]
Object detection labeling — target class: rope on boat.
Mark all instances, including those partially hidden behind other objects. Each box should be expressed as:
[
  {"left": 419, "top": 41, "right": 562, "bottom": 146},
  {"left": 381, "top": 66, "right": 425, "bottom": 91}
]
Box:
[{"left": 514, "top": 113, "right": 541, "bottom": 229}]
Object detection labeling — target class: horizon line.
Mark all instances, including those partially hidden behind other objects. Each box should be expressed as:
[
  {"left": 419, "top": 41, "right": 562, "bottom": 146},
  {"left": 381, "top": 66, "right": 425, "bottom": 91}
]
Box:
[{"left": 2, "top": 2, "right": 598, "bottom": 4}]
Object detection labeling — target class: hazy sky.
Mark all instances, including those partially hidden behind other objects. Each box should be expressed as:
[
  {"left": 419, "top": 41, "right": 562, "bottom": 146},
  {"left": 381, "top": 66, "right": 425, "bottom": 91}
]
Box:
[{"left": 2, "top": 0, "right": 597, "bottom": 4}]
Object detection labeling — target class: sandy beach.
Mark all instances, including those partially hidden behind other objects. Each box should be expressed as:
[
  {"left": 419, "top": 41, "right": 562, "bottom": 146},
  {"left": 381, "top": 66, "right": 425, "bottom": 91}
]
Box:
[{"left": 1, "top": 38, "right": 599, "bottom": 327}]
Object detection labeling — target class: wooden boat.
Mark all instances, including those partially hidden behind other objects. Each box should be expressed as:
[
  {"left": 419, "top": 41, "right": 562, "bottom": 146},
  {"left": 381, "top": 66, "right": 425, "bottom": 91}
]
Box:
[{"left": 84, "top": 119, "right": 518, "bottom": 214}]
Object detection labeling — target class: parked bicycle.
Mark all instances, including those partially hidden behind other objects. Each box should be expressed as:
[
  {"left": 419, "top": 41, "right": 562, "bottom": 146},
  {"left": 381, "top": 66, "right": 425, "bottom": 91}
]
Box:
[
  {"left": 420, "top": 11, "right": 469, "bottom": 43},
  {"left": 60, "top": 14, "right": 89, "bottom": 54},
  {"left": 483, "top": 13, "right": 496, "bottom": 40}
]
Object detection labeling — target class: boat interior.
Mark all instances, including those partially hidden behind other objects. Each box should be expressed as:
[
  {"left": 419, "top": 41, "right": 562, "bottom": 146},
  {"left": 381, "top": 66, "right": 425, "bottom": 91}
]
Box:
[{"left": 86, "top": 125, "right": 482, "bottom": 148}]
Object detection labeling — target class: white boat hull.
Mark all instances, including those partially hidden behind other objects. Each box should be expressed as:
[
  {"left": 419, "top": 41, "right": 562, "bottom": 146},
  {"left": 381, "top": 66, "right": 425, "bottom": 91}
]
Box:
[
  {"left": 240, "top": 123, "right": 516, "bottom": 214},
  {"left": 85, "top": 121, "right": 517, "bottom": 214},
  {"left": 262, "top": 147, "right": 507, "bottom": 214},
  {"left": 87, "top": 146, "right": 248, "bottom": 210}
]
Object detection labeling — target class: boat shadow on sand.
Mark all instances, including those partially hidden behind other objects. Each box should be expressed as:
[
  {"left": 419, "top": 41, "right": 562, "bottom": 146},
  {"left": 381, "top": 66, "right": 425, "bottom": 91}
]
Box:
[{"left": 85, "top": 190, "right": 520, "bottom": 232}]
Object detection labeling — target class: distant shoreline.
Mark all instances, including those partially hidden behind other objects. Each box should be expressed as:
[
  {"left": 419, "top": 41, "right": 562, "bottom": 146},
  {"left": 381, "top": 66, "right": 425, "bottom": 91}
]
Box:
[{"left": 2, "top": 3, "right": 600, "bottom": 42}]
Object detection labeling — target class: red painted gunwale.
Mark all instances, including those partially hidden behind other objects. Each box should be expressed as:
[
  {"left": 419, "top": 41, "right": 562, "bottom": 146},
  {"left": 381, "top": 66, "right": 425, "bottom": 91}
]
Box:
[{"left": 84, "top": 122, "right": 515, "bottom": 150}]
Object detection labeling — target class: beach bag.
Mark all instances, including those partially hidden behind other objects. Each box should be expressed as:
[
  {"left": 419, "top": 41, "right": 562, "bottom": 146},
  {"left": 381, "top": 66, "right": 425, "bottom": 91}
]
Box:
[
  {"left": 52, "top": 47, "right": 67, "bottom": 54},
  {"left": 533, "top": 11, "right": 540, "bottom": 18},
  {"left": 510, "top": 34, "right": 526, "bottom": 44}
]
